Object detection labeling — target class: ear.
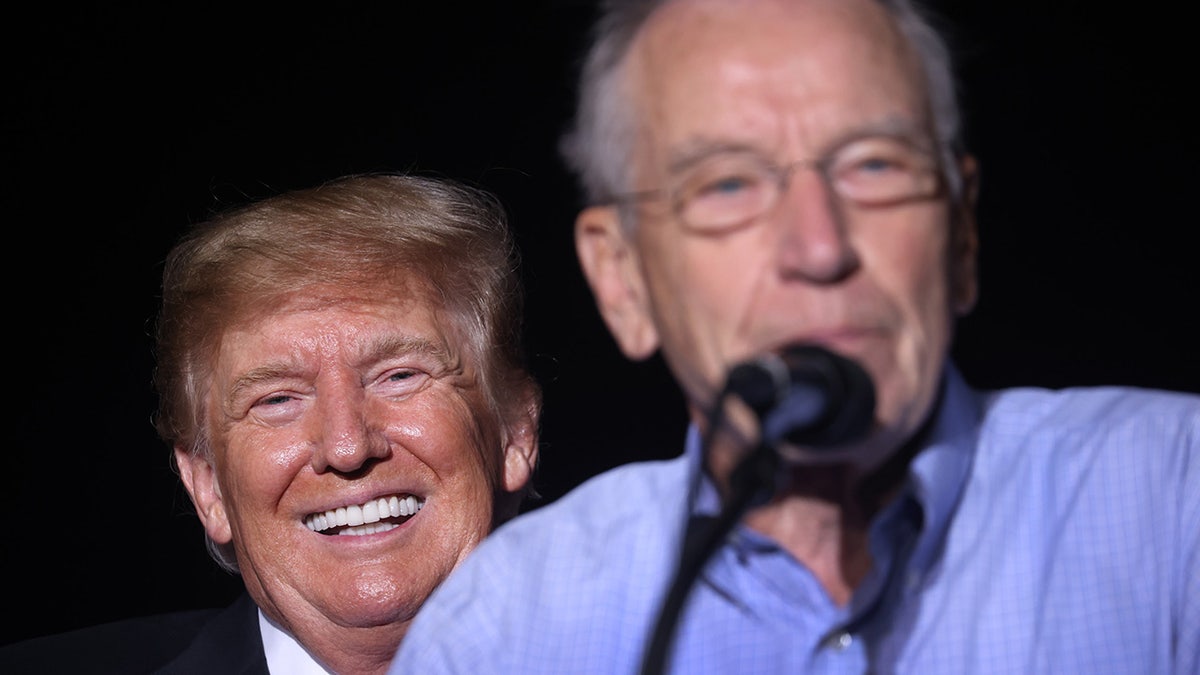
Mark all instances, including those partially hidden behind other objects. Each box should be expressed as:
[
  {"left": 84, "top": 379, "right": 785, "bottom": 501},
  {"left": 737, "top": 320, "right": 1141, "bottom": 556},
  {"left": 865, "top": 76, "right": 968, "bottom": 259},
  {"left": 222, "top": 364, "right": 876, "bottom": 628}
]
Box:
[
  {"left": 574, "top": 205, "right": 660, "bottom": 360},
  {"left": 500, "top": 387, "right": 540, "bottom": 494},
  {"left": 175, "top": 446, "right": 234, "bottom": 545},
  {"left": 950, "top": 154, "right": 980, "bottom": 316}
]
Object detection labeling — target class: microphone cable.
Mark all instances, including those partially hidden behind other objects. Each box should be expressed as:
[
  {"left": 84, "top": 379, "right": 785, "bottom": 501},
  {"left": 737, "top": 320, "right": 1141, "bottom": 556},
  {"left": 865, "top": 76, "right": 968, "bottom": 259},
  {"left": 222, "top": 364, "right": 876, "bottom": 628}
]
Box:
[{"left": 638, "top": 385, "right": 780, "bottom": 675}]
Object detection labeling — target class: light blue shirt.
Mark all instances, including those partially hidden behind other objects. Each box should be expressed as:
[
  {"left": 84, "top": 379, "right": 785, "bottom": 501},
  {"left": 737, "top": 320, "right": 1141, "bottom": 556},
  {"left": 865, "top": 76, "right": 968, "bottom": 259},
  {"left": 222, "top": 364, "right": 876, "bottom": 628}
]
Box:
[{"left": 391, "top": 367, "right": 1199, "bottom": 674}]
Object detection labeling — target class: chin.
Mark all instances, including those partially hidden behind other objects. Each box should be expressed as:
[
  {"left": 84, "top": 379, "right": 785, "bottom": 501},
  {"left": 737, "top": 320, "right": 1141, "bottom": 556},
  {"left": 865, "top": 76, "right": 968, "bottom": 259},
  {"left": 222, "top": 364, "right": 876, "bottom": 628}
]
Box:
[{"left": 335, "top": 573, "right": 428, "bottom": 624}]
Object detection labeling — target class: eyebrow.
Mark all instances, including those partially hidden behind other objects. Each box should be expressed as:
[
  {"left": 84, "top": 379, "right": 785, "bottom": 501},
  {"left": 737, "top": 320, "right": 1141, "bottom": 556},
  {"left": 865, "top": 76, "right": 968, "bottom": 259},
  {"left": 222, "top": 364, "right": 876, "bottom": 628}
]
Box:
[
  {"left": 665, "top": 139, "right": 764, "bottom": 174},
  {"left": 826, "top": 118, "right": 936, "bottom": 154},
  {"left": 223, "top": 361, "right": 305, "bottom": 412},
  {"left": 664, "top": 117, "right": 935, "bottom": 173},
  {"left": 359, "top": 334, "right": 451, "bottom": 370}
]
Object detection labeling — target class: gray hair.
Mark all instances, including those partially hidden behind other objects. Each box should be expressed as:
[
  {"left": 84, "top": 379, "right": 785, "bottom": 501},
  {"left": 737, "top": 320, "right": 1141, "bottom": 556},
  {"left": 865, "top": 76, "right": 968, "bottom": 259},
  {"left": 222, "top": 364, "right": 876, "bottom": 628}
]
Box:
[{"left": 559, "top": 0, "right": 966, "bottom": 212}]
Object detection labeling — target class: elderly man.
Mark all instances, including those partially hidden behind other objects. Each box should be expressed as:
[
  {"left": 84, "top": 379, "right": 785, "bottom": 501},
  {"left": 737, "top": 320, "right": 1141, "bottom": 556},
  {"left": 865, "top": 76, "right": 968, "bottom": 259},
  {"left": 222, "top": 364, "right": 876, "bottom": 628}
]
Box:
[
  {"left": 392, "top": 0, "right": 1198, "bottom": 673},
  {"left": 1, "top": 174, "right": 540, "bottom": 674}
]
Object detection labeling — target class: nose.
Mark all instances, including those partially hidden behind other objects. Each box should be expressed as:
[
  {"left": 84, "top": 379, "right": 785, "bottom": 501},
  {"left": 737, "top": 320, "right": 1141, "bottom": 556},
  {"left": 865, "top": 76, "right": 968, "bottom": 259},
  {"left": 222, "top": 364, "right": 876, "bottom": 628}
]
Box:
[
  {"left": 309, "top": 386, "right": 390, "bottom": 474},
  {"left": 772, "top": 166, "right": 860, "bottom": 283}
]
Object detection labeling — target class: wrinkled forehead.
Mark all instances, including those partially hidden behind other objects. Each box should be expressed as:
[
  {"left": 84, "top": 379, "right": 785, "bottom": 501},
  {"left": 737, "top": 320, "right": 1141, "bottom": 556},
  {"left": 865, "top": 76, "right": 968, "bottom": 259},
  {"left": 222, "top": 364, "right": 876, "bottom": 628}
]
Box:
[
  {"left": 206, "top": 277, "right": 477, "bottom": 390},
  {"left": 625, "top": 0, "right": 931, "bottom": 167},
  {"left": 210, "top": 274, "right": 476, "bottom": 373}
]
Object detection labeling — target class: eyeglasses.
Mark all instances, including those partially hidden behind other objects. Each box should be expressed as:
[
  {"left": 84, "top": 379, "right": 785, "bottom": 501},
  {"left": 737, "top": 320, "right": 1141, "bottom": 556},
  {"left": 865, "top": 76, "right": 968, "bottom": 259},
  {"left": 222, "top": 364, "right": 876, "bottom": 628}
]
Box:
[{"left": 609, "top": 134, "right": 945, "bottom": 233}]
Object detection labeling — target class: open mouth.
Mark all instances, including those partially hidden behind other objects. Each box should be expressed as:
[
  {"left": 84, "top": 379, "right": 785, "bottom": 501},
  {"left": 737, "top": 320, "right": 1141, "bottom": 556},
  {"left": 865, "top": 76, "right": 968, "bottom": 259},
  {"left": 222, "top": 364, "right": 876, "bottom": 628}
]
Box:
[{"left": 304, "top": 494, "right": 425, "bottom": 536}]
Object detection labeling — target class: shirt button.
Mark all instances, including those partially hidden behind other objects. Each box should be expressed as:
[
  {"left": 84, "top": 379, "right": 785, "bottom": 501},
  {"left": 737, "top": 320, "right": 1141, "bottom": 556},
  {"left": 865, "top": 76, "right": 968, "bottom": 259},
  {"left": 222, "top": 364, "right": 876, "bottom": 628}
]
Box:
[{"left": 830, "top": 632, "right": 853, "bottom": 651}]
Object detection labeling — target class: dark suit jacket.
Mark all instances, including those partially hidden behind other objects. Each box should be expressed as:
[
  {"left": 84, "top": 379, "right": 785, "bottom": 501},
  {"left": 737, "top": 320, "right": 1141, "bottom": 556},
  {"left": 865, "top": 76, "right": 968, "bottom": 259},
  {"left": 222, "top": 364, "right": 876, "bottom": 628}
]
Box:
[{"left": 0, "top": 592, "right": 270, "bottom": 675}]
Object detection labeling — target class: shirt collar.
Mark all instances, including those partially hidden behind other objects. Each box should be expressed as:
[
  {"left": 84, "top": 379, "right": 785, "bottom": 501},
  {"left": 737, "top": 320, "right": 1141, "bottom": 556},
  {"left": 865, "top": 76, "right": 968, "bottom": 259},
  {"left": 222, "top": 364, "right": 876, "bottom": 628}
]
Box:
[
  {"left": 685, "top": 424, "right": 722, "bottom": 517},
  {"left": 684, "top": 363, "right": 983, "bottom": 573},
  {"left": 903, "top": 365, "right": 982, "bottom": 573},
  {"left": 258, "top": 608, "right": 334, "bottom": 675}
]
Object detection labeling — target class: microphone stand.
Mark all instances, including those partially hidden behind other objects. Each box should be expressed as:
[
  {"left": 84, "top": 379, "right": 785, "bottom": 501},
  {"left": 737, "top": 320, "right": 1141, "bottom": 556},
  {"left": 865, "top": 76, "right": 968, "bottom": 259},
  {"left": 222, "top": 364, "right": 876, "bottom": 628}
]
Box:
[
  {"left": 638, "top": 344, "right": 874, "bottom": 674},
  {"left": 638, "top": 433, "right": 780, "bottom": 675}
]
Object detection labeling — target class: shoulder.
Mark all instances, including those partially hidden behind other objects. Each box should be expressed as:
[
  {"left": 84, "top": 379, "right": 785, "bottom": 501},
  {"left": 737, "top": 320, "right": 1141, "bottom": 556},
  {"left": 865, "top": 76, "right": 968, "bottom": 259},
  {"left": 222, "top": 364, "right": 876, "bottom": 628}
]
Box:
[
  {"left": 926, "top": 385, "right": 1199, "bottom": 666},
  {"left": 982, "top": 384, "right": 1198, "bottom": 431},
  {"left": 396, "top": 456, "right": 692, "bottom": 669},
  {"left": 977, "top": 385, "right": 1197, "bottom": 462},
  {"left": 0, "top": 607, "right": 223, "bottom": 674},
  {"left": 965, "top": 384, "right": 1198, "bottom": 524},
  {"left": 458, "top": 454, "right": 689, "bottom": 586},
  {"left": 493, "top": 454, "right": 689, "bottom": 560},
  {"left": 0, "top": 593, "right": 266, "bottom": 675}
]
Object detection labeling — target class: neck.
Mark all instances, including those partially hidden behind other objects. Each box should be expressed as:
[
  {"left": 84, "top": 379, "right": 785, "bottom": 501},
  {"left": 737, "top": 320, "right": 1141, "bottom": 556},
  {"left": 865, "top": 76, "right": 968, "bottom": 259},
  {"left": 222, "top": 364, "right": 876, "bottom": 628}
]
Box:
[
  {"left": 748, "top": 465, "right": 877, "bottom": 606},
  {"left": 706, "top": 426, "right": 920, "bottom": 606}
]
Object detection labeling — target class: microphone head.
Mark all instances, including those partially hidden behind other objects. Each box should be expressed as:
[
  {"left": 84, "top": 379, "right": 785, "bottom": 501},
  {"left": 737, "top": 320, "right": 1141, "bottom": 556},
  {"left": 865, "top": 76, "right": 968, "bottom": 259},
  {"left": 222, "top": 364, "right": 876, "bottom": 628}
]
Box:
[
  {"left": 774, "top": 344, "right": 875, "bottom": 447},
  {"left": 723, "top": 355, "right": 790, "bottom": 418},
  {"left": 723, "top": 343, "right": 876, "bottom": 450}
]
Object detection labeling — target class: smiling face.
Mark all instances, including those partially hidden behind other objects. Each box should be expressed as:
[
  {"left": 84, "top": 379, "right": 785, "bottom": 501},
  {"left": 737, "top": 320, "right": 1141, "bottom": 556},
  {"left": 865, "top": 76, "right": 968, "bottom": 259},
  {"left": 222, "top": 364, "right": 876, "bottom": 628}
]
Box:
[
  {"left": 175, "top": 278, "right": 536, "bottom": 647},
  {"left": 575, "top": 0, "right": 977, "bottom": 468}
]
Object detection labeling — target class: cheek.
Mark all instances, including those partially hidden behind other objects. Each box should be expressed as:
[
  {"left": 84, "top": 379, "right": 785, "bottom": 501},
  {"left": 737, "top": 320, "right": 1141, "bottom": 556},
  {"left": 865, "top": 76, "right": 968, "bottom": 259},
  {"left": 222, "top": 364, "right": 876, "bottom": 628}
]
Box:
[
  {"left": 406, "top": 408, "right": 503, "bottom": 557},
  {"left": 866, "top": 210, "right": 955, "bottom": 335},
  {"left": 387, "top": 397, "right": 500, "bottom": 491},
  {"left": 908, "top": 232, "right": 956, "bottom": 350},
  {"left": 641, "top": 234, "right": 768, "bottom": 393},
  {"left": 214, "top": 427, "right": 311, "bottom": 514},
  {"left": 865, "top": 225, "right": 957, "bottom": 426}
]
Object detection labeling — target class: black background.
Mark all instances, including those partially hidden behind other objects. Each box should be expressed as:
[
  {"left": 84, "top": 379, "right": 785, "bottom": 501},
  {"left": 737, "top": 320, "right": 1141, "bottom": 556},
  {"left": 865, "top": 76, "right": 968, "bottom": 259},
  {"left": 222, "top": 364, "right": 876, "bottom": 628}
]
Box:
[{"left": 3, "top": 2, "right": 1196, "bottom": 645}]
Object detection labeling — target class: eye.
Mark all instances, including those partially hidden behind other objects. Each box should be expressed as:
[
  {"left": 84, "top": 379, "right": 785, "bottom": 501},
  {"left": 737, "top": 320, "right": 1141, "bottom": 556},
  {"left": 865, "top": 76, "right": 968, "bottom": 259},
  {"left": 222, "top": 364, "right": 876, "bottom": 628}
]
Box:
[
  {"left": 689, "top": 165, "right": 770, "bottom": 200},
  {"left": 835, "top": 137, "right": 918, "bottom": 172},
  {"left": 830, "top": 137, "right": 936, "bottom": 203},
  {"left": 248, "top": 391, "right": 306, "bottom": 425},
  {"left": 699, "top": 174, "right": 755, "bottom": 196},
  {"left": 853, "top": 155, "right": 904, "bottom": 173},
  {"left": 838, "top": 146, "right": 915, "bottom": 178},
  {"left": 681, "top": 166, "right": 771, "bottom": 210},
  {"left": 374, "top": 368, "right": 431, "bottom": 398}
]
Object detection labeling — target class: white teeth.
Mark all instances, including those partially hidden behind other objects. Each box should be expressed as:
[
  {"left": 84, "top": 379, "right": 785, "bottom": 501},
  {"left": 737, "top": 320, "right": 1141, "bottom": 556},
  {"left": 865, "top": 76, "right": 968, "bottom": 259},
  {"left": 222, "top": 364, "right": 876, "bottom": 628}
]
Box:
[
  {"left": 338, "top": 521, "right": 400, "bottom": 536},
  {"left": 304, "top": 494, "right": 425, "bottom": 533}
]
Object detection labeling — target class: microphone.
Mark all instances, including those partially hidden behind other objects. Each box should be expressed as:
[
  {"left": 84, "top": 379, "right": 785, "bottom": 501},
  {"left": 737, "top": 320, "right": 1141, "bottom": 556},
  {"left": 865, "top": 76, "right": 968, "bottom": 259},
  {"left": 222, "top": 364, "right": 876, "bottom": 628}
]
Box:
[
  {"left": 722, "top": 344, "right": 876, "bottom": 449},
  {"left": 639, "top": 346, "right": 876, "bottom": 675}
]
